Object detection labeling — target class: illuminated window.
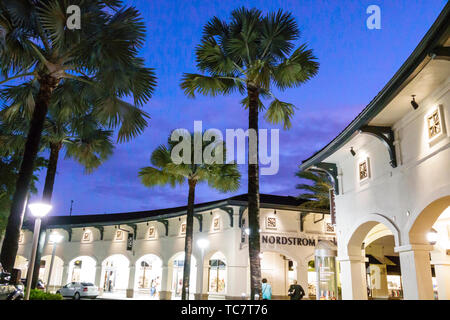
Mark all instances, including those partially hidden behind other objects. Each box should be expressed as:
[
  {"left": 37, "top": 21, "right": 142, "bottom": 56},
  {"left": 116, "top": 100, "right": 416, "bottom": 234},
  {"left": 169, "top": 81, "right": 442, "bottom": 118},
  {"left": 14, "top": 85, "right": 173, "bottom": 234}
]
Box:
[
  {"left": 358, "top": 158, "right": 370, "bottom": 182},
  {"left": 208, "top": 253, "right": 226, "bottom": 294}
]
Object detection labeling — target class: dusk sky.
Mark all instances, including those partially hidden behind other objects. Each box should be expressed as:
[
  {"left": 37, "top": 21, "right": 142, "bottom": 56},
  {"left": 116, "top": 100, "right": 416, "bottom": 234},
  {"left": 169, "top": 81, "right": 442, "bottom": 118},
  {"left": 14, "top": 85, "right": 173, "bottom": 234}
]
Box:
[{"left": 30, "top": 0, "right": 448, "bottom": 217}]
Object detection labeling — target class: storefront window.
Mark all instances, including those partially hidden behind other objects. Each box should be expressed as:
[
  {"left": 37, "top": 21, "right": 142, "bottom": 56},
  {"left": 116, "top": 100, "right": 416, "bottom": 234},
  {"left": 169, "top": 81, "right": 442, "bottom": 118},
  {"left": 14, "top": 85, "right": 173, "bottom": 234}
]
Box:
[
  {"left": 316, "top": 255, "right": 338, "bottom": 300},
  {"left": 172, "top": 259, "right": 184, "bottom": 297},
  {"left": 208, "top": 259, "right": 226, "bottom": 293}
]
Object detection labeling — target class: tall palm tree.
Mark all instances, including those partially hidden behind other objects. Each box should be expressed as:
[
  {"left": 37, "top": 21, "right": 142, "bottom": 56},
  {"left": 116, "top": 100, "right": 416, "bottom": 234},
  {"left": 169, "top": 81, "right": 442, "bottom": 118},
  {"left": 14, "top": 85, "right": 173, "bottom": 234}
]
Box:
[
  {"left": 0, "top": 0, "right": 156, "bottom": 272},
  {"left": 180, "top": 7, "right": 319, "bottom": 298},
  {"left": 296, "top": 170, "right": 332, "bottom": 210},
  {"left": 139, "top": 131, "right": 240, "bottom": 300},
  {"left": 1, "top": 109, "right": 114, "bottom": 286}
]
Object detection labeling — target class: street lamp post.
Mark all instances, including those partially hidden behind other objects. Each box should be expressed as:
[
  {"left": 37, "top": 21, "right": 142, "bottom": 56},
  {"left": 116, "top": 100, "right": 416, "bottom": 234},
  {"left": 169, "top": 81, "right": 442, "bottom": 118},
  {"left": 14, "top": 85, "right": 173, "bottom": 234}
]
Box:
[
  {"left": 196, "top": 238, "right": 209, "bottom": 300},
  {"left": 25, "top": 203, "right": 52, "bottom": 300},
  {"left": 46, "top": 232, "right": 63, "bottom": 293}
]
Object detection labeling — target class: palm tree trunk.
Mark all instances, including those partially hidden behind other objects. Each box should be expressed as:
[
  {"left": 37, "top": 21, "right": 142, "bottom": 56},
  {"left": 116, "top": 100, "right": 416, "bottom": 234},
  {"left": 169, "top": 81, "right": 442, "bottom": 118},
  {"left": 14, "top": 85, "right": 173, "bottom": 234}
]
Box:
[
  {"left": 247, "top": 85, "right": 262, "bottom": 300},
  {"left": 30, "top": 142, "right": 61, "bottom": 288},
  {"left": 0, "top": 74, "right": 58, "bottom": 272},
  {"left": 181, "top": 179, "right": 196, "bottom": 300}
]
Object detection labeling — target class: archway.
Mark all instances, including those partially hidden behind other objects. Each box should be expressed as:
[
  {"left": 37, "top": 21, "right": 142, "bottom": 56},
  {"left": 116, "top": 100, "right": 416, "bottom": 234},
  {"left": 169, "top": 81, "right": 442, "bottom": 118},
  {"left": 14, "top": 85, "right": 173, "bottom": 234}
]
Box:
[
  {"left": 67, "top": 256, "right": 96, "bottom": 284},
  {"left": 101, "top": 254, "right": 130, "bottom": 298},
  {"left": 408, "top": 196, "right": 450, "bottom": 300},
  {"left": 260, "top": 251, "right": 298, "bottom": 299},
  {"left": 134, "top": 254, "right": 163, "bottom": 299},
  {"left": 168, "top": 252, "right": 197, "bottom": 299},
  {"left": 207, "top": 252, "right": 227, "bottom": 296},
  {"left": 40, "top": 255, "right": 64, "bottom": 289},
  {"left": 341, "top": 215, "right": 401, "bottom": 300}
]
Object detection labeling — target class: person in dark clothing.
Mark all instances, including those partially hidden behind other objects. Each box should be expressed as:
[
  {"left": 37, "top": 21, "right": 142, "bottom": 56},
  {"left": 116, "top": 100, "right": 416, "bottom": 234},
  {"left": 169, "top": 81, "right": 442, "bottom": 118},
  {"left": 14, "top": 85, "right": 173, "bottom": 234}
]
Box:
[{"left": 288, "top": 280, "right": 305, "bottom": 300}]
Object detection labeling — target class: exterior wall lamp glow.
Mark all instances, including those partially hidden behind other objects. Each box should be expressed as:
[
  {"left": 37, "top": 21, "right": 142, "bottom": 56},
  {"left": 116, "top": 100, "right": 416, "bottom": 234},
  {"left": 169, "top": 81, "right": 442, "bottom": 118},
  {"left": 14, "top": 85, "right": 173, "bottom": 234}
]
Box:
[
  {"left": 25, "top": 203, "right": 52, "bottom": 300},
  {"left": 245, "top": 228, "right": 250, "bottom": 235},
  {"left": 350, "top": 147, "right": 356, "bottom": 157}
]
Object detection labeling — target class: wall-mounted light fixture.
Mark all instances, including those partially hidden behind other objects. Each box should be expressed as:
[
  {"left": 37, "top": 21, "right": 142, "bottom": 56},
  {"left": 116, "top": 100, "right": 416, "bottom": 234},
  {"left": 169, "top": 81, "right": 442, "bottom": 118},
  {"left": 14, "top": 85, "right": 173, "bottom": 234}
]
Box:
[
  {"left": 210, "top": 211, "right": 213, "bottom": 215},
  {"left": 274, "top": 210, "right": 277, "bottom": 215},
  {"left": 411, "top": 95, "right": 419, "bottom": 110},
  {"left": 350, "top": 147, "right": 356, "bottom": 157}
]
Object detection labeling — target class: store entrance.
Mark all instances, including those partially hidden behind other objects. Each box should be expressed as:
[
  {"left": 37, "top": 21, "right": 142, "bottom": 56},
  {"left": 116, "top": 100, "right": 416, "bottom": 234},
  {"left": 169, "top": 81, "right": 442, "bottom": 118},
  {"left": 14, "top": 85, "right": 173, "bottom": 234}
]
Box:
[{"left": 260, "top": 252, "right": 297, "bottom": 299}]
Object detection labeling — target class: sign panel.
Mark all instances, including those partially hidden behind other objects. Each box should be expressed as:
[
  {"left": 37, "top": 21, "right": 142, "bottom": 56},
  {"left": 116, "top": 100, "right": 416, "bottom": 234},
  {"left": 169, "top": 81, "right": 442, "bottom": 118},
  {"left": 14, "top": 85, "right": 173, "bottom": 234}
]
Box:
[
  {"left": 127, "top": 233, "right": 134, "bottom": 251},
  {"left": 329, "top": 188, "right": 336, "bottom": 225}
]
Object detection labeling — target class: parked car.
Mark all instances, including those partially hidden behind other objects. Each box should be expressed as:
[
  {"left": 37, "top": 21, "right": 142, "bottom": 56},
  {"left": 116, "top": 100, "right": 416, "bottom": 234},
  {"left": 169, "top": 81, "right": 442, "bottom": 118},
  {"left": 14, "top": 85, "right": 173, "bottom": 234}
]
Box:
[
  {"left": 57, "top": 282, "right": 98, "bottom": 299},
  {"left": 20, "top": 278, "right": 45, "bottom": 290}
]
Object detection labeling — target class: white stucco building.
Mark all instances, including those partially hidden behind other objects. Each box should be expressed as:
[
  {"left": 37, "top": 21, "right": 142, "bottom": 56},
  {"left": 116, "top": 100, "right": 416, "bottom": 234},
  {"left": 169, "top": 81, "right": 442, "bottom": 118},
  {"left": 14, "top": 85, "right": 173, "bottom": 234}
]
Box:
[
  {"left": 14, "top": 194, "right": 334, "bottom": 300},
  {"left": 300, "top": 5, "right": 450, "bottom": 300}
]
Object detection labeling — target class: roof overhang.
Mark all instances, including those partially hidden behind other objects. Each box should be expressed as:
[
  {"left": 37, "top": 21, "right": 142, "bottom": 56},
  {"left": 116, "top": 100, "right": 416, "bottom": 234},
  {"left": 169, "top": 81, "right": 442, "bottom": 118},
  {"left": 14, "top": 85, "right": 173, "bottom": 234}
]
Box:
[{"left": 300, "top": 3, "right": 450, "bottom": 172}]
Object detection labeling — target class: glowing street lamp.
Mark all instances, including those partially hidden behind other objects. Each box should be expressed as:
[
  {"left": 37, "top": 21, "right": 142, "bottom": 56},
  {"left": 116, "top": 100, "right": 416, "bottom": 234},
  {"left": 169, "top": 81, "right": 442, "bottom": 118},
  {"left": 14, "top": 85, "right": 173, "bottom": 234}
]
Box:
[
  {"left": 25, "top": 203, "right": 52, "bottom": 300},
  {"left": 46, "top": 232, "right": 63, "bottom": 293}
]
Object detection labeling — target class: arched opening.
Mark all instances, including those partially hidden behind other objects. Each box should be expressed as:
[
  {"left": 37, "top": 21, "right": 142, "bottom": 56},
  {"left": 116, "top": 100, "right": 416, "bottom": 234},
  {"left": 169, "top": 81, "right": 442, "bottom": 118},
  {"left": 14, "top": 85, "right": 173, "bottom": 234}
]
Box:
[
  {"left": 409, "top": 196, "right": 450, "bottom": 300},
  {"left": 260, "top": 251, "right": 297, "bottom": 299},
  {"left": 134, "top": 254, "right": 163, "bottom": 300},
  {"left": 343, "top": 217, "right": 401, "bottom": 300},
  {"left": 364, "top": 234, "right": 403, "bottom": 300},
  {"left": 100, "top": 254, "right": 130, "bottom": 299},
  {"left": 40, "top": 255, "right": 64, "bottom": 290},
  {"left": 67, "top": 256, "right": 96, "bottom": 285},
  {"left": 168, "top": 252, "right": 197, "bottom": 299},
  {"left": 207, "top": 252, "right": 227, "bottom": 295},
  {"left": 307, "top": 259, "right": 316, "bottom": 298},
  {"left": 14, "top": 255, "right": 28, "bottom": 279}
]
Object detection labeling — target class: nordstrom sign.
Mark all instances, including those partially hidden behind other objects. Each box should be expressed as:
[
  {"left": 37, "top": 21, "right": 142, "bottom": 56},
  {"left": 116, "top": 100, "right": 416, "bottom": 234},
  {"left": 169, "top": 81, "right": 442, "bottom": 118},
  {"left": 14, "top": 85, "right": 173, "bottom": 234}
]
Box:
[{"left": 261, "top": 235, "right": 316, "bottom": 247}]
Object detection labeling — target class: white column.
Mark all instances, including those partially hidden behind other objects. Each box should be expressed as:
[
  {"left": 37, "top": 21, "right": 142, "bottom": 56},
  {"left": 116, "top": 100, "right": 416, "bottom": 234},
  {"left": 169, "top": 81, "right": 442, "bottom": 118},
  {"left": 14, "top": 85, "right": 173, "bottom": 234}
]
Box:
[
  {"left": 194, "top": 259, "right": 207, "bottom": 300},
  {"left": 95, "top": 264, "right": 102, "bottom": 294},
  {"left": 433, "top": 262, "right": 450, "bottom": 300},
  {"left": 61, "top": 264, "right": 69, "bottom": 286},
  {"left": 395, "top": 244, "right": 434, "bottom": 300},
  {"left": 159, "top": 263, "right": 171, "bottom": 300},
  {"left": 296, "top": 262, "right": 308, "bottom": 298},
  {"left": 227, "top": 265, "right": 248, "bottom": 299},
  {"left": 337, "top": 255, "right": 367, "bottom": 300},
  {"left": 126, "top": 264, "right": 136, "bottom": 298}
]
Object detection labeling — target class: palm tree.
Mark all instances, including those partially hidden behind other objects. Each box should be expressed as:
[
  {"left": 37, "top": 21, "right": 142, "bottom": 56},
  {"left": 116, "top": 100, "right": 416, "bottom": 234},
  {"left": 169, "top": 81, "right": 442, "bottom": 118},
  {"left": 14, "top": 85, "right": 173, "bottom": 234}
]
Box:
[
  {"left": 1, "top": 109, "right": 114, "bottom": 286},
  {"left": 0, "top": 1, "right": 156, "bottom": 272},
  {"left": 139, "top": 130, "right": 240, "bottom": 300},
  {"left": 296, "top": 170, "right": 332, "bottom": 210},
  {"left": 180, "top": 7, "right": 319, "bottom": 298}
]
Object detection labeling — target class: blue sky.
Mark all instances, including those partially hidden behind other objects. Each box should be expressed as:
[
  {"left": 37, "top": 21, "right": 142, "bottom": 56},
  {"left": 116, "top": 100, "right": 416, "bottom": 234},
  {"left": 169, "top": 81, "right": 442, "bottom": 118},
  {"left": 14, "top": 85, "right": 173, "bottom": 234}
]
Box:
[{"left": 30, "top": 0, "right": 448, "bottom": 216}]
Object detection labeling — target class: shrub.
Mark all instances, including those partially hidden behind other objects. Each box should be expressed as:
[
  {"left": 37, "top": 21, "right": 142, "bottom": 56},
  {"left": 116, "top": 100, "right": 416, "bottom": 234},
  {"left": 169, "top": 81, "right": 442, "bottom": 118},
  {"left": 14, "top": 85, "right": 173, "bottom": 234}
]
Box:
[{"left": 28, "top": 289, "right": 63, "bottom": 300}]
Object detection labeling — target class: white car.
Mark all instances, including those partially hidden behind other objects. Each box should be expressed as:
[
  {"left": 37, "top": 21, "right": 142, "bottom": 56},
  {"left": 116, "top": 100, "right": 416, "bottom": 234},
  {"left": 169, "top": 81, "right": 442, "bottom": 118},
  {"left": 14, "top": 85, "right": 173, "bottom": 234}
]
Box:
[{"left": 57, "top": 282, "right": 98, "bottom": 299}]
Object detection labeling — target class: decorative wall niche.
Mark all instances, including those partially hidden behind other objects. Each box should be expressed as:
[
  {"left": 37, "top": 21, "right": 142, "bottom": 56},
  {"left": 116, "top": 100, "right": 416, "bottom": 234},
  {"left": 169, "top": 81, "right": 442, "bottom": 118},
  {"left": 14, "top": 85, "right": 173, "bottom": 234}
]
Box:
[
  {"left": 147, "top": 226, "right": 156, "bottom": 239},
  {"left": 180, "top": 223, "right": 186, "bottom": 235},
  {"left": 213, "top": 217, "right": 220, "bottom": 231},
  {"left": 114, "top": 230, "right": 125, "bottom": 241},
  {"left": 358, "top": 157, "right": 371, "bottom": 182},
  {"left": 425, "top": 105, "right": 446, "bottom": 144},
  {"left": 266, "top": 216, "right": 277, "bottom": 230},
  {"left": 81, "top": 229, "right": 92, "bottom": 243}
]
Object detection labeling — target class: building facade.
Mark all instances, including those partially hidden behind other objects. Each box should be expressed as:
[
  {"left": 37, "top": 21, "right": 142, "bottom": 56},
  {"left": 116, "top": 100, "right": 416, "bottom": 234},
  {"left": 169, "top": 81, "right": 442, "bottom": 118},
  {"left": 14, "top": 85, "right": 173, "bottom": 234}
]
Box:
[
  {"left": 301, "top": 5, "right": 450, "bottom": 300},
  {"left": 14, "top": 194, "right": 335, "bottom": 300}
]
